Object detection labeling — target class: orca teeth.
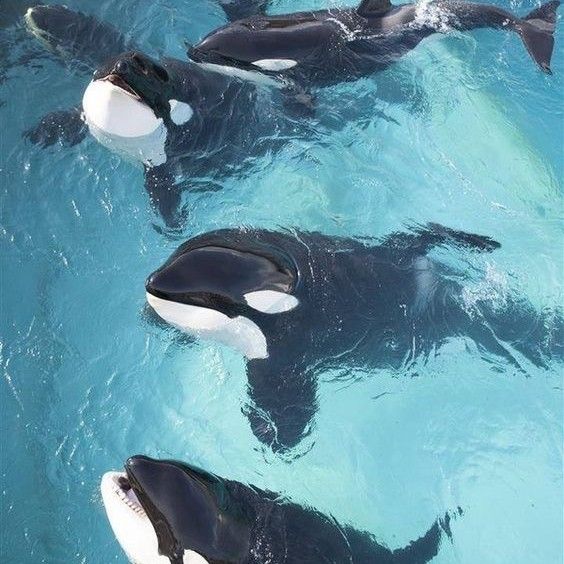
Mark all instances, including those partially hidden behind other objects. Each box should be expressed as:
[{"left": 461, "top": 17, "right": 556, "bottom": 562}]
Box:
[{"left": 112, "top": 475, "right": 146, "bottom": 517}]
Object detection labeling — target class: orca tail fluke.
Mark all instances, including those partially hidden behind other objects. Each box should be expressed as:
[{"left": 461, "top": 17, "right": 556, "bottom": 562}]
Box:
[
  {"left": 391, "top": 510, "right": 460, "bottom": 563},
  {"left": 518, "top": 0, "right": 560, "bottom": 73}
]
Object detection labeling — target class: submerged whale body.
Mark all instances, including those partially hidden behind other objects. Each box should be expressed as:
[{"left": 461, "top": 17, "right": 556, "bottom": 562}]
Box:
[
  {"left": 23, "top": 5, "right": 295, "bottom": 227},
  {"left": 146, "top": 225, "right": 562, "bottom": 452},
  {"left": 190, "top": 0, "right": 561, "bottom": 86},
  {"left": 102, "top": 454, "right": 456, "bottom": 563}
]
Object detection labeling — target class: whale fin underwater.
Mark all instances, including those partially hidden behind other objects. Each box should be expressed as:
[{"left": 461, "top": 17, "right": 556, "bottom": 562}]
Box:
[
  {"left": 190, "top": 0, "right": 561, "bottom": 86},
  {"left": 22, "top": 5, "right": 297, "bottom": 228},
  {"left": 102, "top": 455, "right": 458, "bottom": 564},
  {"left": 23, "top": 106, "right": 88, "bottom": 147},
  {"left": 146, "top": 224, "right": 562, "bottom": 453}
]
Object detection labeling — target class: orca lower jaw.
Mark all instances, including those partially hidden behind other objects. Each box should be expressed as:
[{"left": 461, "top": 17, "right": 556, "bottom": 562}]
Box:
[
  {"left": 101, "top": 471, "right": 174, "bottom": 564},
  {"left": 101, "top": 74, "right": 143, "bottom": 102},
  {"left": 102, "top": 472, "right": 147, "bottom": 518},
  {"left": 145, "top": 291, "right": 268, "bottom": 360}
]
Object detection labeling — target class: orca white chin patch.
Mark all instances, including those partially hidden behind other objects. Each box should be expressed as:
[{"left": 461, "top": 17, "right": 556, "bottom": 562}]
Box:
[
  {"left": 146, "top": 293, "right": 268, "bottom": 360},
  {"left": 101, "top": 472, "right": 165, "bottom": 564},
  {"left": 244, "top": 290, "right": 299, "bottom": 313},
  {"left": 83, "top": 80, "right": 161, "bottom": 137},
  {"left": 252, "top": 58, "right": 298, "bottom": 71},
  {"left": 83, "top": 80, "right": 167, "bottom": 166},
  {"left": 101, "top": 472, "right": 210, "bottom": 564}
]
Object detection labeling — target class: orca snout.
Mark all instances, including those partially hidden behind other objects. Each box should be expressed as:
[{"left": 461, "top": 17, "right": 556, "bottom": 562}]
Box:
[
  {"left": 125, "top": 455, "right": 160, "bottom": 491},
  {"left": 144, "top": 266, "right": 182, "bottom": 302}
]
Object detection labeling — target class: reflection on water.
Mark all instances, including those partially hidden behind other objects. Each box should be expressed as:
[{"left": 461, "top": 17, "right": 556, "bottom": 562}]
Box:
[{"left": 0, "top": 0, "right": 562, "bottom": 562}]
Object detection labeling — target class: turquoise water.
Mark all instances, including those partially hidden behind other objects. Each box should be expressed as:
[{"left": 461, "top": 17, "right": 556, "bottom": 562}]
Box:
[{"left": 1, "top": 0, "right": 562, "bottom": 562}]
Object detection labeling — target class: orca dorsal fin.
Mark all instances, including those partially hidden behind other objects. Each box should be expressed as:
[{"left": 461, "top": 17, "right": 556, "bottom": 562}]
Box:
[{"left": 357, "top": 0, "right": 393, "bottom": 16}]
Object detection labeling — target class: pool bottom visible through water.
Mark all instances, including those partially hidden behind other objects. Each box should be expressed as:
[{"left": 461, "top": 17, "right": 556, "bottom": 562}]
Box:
[{"left": 1, "top": 0, "right": 563, "bottom": 562}]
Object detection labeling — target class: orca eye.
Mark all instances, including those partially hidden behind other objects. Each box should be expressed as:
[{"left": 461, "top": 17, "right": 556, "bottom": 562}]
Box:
[{"left": 115, "top": 61, "right": 129, "bottom": 74}]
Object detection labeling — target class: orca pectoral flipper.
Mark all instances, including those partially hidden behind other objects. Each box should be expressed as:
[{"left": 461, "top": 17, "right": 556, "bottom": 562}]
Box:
[
  {"left": 281, "top": 82, "right": 317, "bottom": 119},
  {"left": 144, "top": 165, "right": 186, "bottom": 230},
  {"left": 245, "top": 348, "right": 317, "bottom": 453},
  {"left": 382, "top": 223, "right": 500, "bottom": 256},
  {"left": 24, "top": 106, "right": 87, "bottom": 148},
  {"left": 389, "top": 511, "right": 455, "bottom": 563}
]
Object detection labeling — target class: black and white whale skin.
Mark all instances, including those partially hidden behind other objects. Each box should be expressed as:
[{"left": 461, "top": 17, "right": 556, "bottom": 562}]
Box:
[
  {"left": 145, "top": 225, "right": 562, "bottom": 452},
  {"left": 190, "top": 0, "right": 561, "bottom": 87},
  {"left": 23, "top": 5, "right": 292, "bottom": 226},
  {"left": 102, "top": 455, "right": 456, "bottom": 564}
]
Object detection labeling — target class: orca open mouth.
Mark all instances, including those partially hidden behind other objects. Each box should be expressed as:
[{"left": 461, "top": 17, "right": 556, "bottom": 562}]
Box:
[
  {"left": 103, "top": 472, "right": 147, "bottom": 517},
  {"left": 101, "top": 74, "right": 143, "bottom": 101}
]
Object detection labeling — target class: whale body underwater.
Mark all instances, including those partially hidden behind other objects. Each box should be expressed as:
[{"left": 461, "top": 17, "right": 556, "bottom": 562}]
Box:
[
  {"left": 145, "top": 225, "right": 563, "bottom": 452},
  {"left": 23, "top": 4, "right": 299, "bottom": 227},
  {"left": 190, "top": 0, "right": 561, "bottom": 85},
  {"left": 102, "top": 455, "right": 457, "bottom": 564}
]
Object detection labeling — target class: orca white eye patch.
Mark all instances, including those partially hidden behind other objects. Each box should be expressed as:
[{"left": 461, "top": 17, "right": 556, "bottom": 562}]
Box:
[{"left": 244, "top": 290, "right": 299, "bottom": 313}]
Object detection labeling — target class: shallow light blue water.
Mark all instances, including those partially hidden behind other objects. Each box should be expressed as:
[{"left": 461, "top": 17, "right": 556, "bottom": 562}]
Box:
[{"left": 1, "top": 0, "right": 562, "bottom": 562}]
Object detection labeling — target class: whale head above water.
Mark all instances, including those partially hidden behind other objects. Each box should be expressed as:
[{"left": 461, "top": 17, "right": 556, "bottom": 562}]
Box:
[
  {"left": 102, "top": 454, "right": 455, "bottom": 564},
  {"left": 81, "top": 52, "right": 194, "bottom": 165},
  {"left": 25, "top": 5, "right": 194, "bottom": 166},
  {"left": 145, "top": 234, "right": 300, "bottom": 359},
  {"left": 90, "top": 52, "right": 174, "bottom": 122},
  {"left": 101, "top": 455, "right": 251, "bottom": 564}
]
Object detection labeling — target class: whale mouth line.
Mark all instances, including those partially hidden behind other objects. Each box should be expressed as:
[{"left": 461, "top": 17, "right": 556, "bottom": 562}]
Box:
[
  {"left": 101, "top": 74, "right": 143, "bottom": 102},
  {"left": 108, "top": 472, "right": 146, "bottom": 517}
]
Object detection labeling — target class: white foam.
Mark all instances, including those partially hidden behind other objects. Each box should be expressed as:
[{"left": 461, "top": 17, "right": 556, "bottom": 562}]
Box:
[{"left": 414, "top": 0, "right": 457, "bottom": 32}]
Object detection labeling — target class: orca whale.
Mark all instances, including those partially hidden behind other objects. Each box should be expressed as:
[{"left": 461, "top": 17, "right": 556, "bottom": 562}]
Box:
[
  {"left": 23, "top": 5, "right": 295, "bottom": 226},
  {"left": 145, "top": 225, "right": 562, "bottom": 452},
  {"left": 102, "top": 454, "right": 456, "bottom": 563},
  {"left": 190, "top": 0, "right": 561, "bottom": 87}
]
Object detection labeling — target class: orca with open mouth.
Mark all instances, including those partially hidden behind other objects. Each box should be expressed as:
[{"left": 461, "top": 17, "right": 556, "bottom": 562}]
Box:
[
  {"left": 145, "top": 224, "right": 562, "bottom": 452},
  {"left": 101, "top": 454, "right": 457, "bottom": 563},
  {"left": 23, "top": 5, "right": 297, "bottom": 227}
]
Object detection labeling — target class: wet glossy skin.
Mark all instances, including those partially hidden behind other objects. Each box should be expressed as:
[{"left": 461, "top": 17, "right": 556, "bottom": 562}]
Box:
[
  {"left": 120, "top": 455, "right": 451, "bottom": 563},
  {"left": 190, "top": 0, "right": 560, "bottom": 84}
]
